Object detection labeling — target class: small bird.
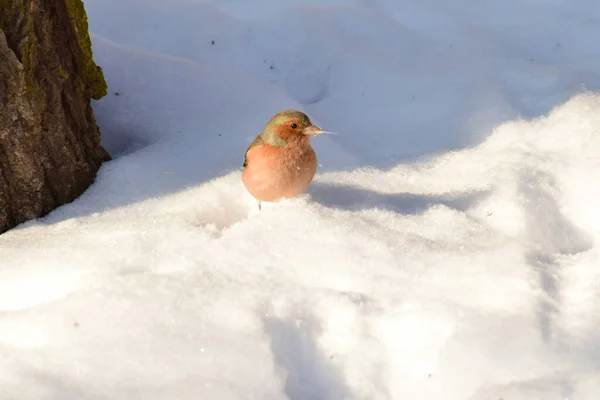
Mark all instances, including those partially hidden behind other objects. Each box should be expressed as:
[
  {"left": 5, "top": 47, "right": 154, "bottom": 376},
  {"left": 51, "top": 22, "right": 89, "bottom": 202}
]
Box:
[{"left": 242, "top": 109, "right": 325, "bottom": 210}]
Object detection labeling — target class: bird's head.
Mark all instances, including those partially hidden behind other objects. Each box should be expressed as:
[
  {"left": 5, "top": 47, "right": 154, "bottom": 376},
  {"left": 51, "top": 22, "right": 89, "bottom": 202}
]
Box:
[{"left": 260, "top": 109, "right": 324, "bottom": 146}]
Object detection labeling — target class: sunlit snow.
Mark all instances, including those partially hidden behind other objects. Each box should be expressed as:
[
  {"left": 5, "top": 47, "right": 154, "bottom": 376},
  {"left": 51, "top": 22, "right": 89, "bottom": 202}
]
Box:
[{"left": 1, "top": 0, "right": 600, "bottom": 398}]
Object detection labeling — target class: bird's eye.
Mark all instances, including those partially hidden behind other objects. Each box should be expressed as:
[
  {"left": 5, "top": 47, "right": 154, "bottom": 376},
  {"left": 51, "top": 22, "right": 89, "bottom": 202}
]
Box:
[{"left": 291, "top": 123, "right": 298, "bottom": 129}]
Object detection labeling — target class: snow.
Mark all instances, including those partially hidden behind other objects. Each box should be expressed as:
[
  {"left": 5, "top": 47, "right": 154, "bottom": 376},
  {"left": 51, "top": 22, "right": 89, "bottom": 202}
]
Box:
[{"left": 1, "top": 0, "right": 600, "bottom": 398}]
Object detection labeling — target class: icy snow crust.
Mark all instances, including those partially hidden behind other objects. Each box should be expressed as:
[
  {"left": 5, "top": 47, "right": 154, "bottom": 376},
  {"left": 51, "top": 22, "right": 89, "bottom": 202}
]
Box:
[{"left": 1, "top": 0, "right": 600, "bottom": 398}]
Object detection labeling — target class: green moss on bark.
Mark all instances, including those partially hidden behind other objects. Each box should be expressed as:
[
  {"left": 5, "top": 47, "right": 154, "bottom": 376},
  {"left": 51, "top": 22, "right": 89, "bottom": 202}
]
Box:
[
  {"left": 0, "top": 0, "right": 23, "bottom": 46},
  {"left": 0, "top": 1, "right": 10, "bottom": 29},
  {"left": 65, "top": 0, "right": 107, "bottom": 100},
  {"left": 0, "top": 0, "right": 13, "bottom": 29},
  {"left": 1, "top": 0, "right": 106, "bottom": 100},
  {"left": 0, "top": 0, "right": 41, "bottom": 104},
  {"left": 23, "top": 21, "right": 44, "bottom": 105}
]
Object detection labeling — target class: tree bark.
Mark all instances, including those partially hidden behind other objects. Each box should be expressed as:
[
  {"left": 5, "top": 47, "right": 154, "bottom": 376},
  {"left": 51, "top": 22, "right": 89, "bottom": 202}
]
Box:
[{"left": 0, "top": 0, "right": 109, "bottom": 233}]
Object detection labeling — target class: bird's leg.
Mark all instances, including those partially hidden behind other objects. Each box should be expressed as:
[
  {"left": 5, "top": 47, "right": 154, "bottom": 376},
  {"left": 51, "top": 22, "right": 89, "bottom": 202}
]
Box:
[{"left": 257, "top": 199, "right": 262, "bottom": 211}]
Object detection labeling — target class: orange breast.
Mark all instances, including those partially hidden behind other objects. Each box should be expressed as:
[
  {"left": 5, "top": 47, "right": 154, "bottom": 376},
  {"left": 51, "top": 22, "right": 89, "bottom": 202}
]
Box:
[{"left": 242, "top": 143, "right": 317, "bottom": 202}]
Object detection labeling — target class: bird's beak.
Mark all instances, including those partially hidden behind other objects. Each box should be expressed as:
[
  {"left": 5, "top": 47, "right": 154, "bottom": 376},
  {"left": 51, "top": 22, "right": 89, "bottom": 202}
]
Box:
[{"left": 302, "top": 125, "right": 324, "bottom": 136}]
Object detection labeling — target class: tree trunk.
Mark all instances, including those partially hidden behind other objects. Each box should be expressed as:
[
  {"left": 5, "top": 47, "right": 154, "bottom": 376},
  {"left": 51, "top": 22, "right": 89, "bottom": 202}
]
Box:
[{"left": 0, "top": 0, "right": 109, "bottom": 233}]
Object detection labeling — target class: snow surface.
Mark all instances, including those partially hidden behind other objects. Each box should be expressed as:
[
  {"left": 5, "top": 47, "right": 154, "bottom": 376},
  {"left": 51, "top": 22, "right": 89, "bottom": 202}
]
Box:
[{"left": 1, "top": 0, "right": 600, "bottom": 398}]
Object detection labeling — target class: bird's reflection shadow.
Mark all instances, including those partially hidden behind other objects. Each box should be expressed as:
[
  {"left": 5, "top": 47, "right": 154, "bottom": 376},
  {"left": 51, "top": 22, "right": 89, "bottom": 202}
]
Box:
[{"left": 307, "top": 181, "right": 488, "bottom": 214}]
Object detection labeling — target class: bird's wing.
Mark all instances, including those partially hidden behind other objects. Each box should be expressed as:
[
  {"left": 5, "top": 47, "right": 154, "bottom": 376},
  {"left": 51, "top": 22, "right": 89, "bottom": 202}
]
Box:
[{"left": 243, "top": 135, "right": 264, "bottom": 167}]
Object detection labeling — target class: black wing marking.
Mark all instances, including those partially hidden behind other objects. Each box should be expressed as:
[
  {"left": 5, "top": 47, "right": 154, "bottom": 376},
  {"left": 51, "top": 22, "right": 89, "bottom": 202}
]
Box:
[{"left": 243, "top": 135, "right": 264, "bottom": 168}]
